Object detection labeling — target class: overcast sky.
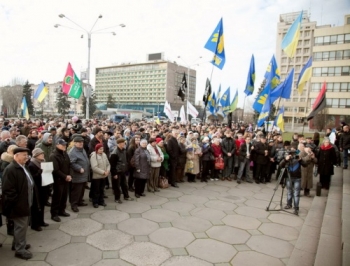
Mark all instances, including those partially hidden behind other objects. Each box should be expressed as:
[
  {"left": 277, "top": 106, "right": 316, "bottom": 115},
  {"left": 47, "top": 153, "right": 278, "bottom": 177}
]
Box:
[{"left": 1, "top": 0, "right": 349, "bottom": 107}]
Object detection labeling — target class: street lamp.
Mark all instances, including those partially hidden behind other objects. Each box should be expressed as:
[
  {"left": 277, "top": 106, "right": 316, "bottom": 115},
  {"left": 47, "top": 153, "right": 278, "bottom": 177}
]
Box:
[{"left": 55, "top": 14, "right": 125, "bottom": 119}]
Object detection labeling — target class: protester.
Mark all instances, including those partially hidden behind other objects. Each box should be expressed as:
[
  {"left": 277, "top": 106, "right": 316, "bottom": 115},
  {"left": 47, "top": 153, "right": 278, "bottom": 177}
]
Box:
[
  {"left": 147, "top": 138, "right": 164, "bottom": 192},
  {"left": 134, "top": 139, "right": 151, "bottom": 198},
  {"left": 317, "top": 138, "right": 337, "bottom": 190}
]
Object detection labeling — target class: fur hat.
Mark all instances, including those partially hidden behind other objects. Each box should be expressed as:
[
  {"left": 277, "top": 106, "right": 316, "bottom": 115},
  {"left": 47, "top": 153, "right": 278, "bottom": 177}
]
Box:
[{"left": 32, "top": 148, "right": 44, "bottom": 158}]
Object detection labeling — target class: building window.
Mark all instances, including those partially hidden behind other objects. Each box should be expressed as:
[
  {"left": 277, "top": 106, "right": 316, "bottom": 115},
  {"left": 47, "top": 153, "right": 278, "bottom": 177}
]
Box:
[
  {"left": 304, "top": 48, "right": 309, "bottom": 54},
  {"left": 312, "top": 66, "right": 350, "bottom": 77}
]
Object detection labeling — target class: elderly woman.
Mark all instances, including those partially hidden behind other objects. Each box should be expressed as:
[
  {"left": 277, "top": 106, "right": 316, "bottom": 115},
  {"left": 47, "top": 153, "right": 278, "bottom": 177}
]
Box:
[
  {"left": 211, "top": 137, "right": 223, "bottom": 181},
  {"left": 147, "top": 138, "right": 164, "bottom": 193},
  {"left": 90, "top": 143, "right": 110, "bottom": 208},
  {"left": 126, "top": 136, "right": 140, "bottom": 192},
  {"left": 201, "top": 137, "right": 213, "bottom": 182},
  {"left": 317, "top": 137, "right": 337, "bottom": 190},
  {"left": 299, "top": 143, "right": 317, "bottom": 196},
  {"left": 134, "top": 139, "right": 151, "bottom": 198},
  {"left": 185, "top": 136, "right": 202, "bottom": 182}
]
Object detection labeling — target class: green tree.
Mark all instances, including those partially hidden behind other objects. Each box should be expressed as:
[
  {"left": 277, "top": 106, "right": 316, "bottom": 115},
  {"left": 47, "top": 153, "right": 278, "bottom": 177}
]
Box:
[
  {"left": 106, "top": 94, "right": 116, "bottom": 108},
  {"left": 56, "top": 91, "right": 71, "bottom": 118},
  {"left": 22, "top": 81, "right": 34, "bottom": 116},
  {"left": 81, "top": 93, "right": 97, "bottom": 118}
]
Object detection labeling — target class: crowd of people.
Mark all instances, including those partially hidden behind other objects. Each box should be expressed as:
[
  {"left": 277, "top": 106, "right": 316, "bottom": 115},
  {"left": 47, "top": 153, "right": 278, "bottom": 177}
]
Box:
[{"left": 0, "top": 116, "right": 349, "bottom": 260}]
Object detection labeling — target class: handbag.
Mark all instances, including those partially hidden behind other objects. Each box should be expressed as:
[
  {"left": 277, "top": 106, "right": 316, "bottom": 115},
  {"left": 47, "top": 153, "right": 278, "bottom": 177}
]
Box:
[
  {"left": 215, "top": 156, "right": 224, "bottom": 170},
  {"left": 159, "top": 176, "right": 169, "bottom": 189},
  {"left": 185, "top": 160, "right": 194, "bottom": 174}
]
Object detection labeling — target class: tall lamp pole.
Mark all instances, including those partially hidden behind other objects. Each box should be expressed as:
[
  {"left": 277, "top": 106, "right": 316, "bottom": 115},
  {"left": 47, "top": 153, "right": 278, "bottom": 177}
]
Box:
[{"left": 55, "top": 14, "right": 125, "bottom": 119}]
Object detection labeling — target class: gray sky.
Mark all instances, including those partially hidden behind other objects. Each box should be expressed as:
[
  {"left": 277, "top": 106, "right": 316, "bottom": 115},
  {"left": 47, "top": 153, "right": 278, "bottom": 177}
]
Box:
[{"left": 1, "top": 0, "right": 349, "bottom": 107}]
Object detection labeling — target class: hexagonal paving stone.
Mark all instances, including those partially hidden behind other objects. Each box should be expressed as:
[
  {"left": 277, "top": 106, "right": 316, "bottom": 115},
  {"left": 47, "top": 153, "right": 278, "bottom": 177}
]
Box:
[
  {"left": 172, "top": 216, "right": 212, "bottom": 233},
  {"left": 162, "top": 256, "right": 212, "bottom": 266},
  {"left": 156, "top": 189, "right": 183, "bottom": 198},
  {"left": 204, "top": 184, "right": 229, "bottom": 193},
  {"left": 245, "top": 199, "right": 276, "bottom": 209},
  {"left": 246, "top": 235, "right": 294, "bottom": 258},
  {"left": 222, "top": 215, "right": 261, "bottom": 230},
  {"left": 60, "top": 218, "right": 103, "bottom": 236},
  {"left": 142, "top": 209, "right": 180, "bottom": 223},
  {"left": 118, "top": 218, "right": 159, "bottom": 235},
  {"left": 235, "top": 206, "right": 269, "bottom": 218},
  {"left": 87, "top": 229, "right": 133, "bottom": 250},
  {"left": 206, "top": 225, "right": 250, "bottom": 244},
  {"left": 120, "top": 242, "right": 171, "bottom": 266},
  {"left": 92, "top": 259, "right": 133, "bottom": 266},
  {"left": 253, "top": 193, "right": 274, "bottom": 201},
  {"left": 149, "top": 227, "right": 195, "bottom": 248},
  {"left": 46, "top": 243, "right": 101, "bottom": 266},
  {"left": 268, "top": 214, "right": 304, "bottom": 227},
  {"left": 204, "top": 200, "right": 237, "bottom": 211},
  {"left": 136, "top": 194, "right": 168, "bottom": 205},
  {"left": 190, "top": 207, "right": 226, "bottom": 221},
  {"left": 178, "top": 195, "right": 208, "bottom": 204},
  {"left": 217, "top": 194, "right": 246, "bottom": 204},
  {"left": 227, "top": 188, "right": 254, "bottom": 197},
  {"left": 116, "top": 201, "right": 151, "bottom": 213},
  {"left": 191, "top": 189, "right": 220, "bottom": 198},
  {"left": 231, "top": 251, "right": 284, "bottom": 266},
  {"left": 162, "top": 201, "right": 196, "bottom": 213},
  {"left": 259, "top": 223, "right": 299, "bottom": 241},
  {"left": 187, "top": 239, "right": 237, "bottom": 263},
  {"left": 91, "top": 210, "right": 129, "bottom": 224},
  {"left": 27, "top": 229, "right": 71, "bottom": 252}
]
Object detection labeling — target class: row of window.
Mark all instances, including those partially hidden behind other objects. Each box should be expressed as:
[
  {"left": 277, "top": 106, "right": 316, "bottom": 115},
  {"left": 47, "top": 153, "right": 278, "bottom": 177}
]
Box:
[
  {"left": 314, "top": 50, "right": 350, "bottom": 61},
  {"left": 281, "top": 56, "right": 310, "bottom": 65},
  {"left": 309, "top": 98, "right": 350, "bottom": 108},
  {"left": 311, "top": 82, "right": 350, "bottom": 92},
  {"left": 312, "top": 66, "right": 350, "bottom": 77},
  {"left": 314, "top": 34, "right": 350, "bottom": 46},
  {"left": 285, "top": 107, "right": 306, "bottom": 113},
  {"left": 97, "top": 65, "right": 167, "bottom": 74}
]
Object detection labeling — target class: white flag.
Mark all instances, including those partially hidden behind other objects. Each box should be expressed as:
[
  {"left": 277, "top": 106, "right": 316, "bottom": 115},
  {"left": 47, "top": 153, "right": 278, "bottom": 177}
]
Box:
[
  {"left": 180, "top": 106, "right": 186, "bottom": 124},
  {"left": 164, "top": 101, "right": 174, "bottom": 121},
  {"left": 187, "top": 101, "right": 198, "bottom": 118}
]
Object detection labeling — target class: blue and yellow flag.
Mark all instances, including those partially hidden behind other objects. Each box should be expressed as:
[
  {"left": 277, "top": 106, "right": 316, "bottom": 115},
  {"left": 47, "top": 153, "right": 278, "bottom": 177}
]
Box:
[
  {"left": 275, "top": 106, "right": 285, "bottom": 132},
  {"left": 257, "top": 88, "right": 272, "bottom": 127},
  {"left": 270, "top": 68, "right": 294, "bottom": 102},
  {"left": 21, "top": 97, "right": 29, "bottom": 120},
  {"left": 155, "top": 113, "right": 161, "bottom": 125},
  {"left": 208, "top": 91, "right": 217, "bottom": 114},
  {"left": 229, "top": 90, "right": 238, "bottom": 113},
  {"left": 34, "top": 81, "right": 49, "bottom": 103},
  {"left": 220, "top": 87, "right": 231, "bottom": 115},
  {"left": 244, "top": 54, "right": 255, "bottom": 96},
  {"left": 204, "top": 18, "right": 225, "bottom": 70},
  {"left": 281, "top": 11, "right": 303, "bottom": 58},
  {"left": 216, "top": 85, "right": 221, "bottom": 106},
  {"left": 297, "top": 56, "right": 312, "bottom": 95}
]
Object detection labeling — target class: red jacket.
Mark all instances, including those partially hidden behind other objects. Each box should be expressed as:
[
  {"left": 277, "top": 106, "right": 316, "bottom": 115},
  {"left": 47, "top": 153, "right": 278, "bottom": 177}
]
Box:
[{"left": 211, "top": 143, "right": 223, "bottom": 158}]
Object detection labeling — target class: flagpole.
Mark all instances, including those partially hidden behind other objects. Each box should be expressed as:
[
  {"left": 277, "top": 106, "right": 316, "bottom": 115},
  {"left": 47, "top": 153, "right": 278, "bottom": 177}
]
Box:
[
  {"left": 186, "top": 67, "right": 190, "bottom": 122},
  {"left": 241, "top": 95, "right": 247, "bottom": 122},
  {"left": 202, "top": 64, "right": 215, "bottom": 122}
]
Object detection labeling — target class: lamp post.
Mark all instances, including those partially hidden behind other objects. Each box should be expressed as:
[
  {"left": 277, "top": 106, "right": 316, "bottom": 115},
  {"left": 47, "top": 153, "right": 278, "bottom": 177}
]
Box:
[{"left": 55, "top": 14, "right": 125, "bottom": 119}]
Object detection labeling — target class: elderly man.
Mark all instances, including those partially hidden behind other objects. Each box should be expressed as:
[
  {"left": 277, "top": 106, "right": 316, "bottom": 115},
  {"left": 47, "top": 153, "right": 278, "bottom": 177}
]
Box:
[
  {"left": 68, "top": 136, "right": 90, "bottom": 212},
  {"left": 0, "top": 130, "right": 15, "bottom": 155},
  {"left": 2, "top": 147, "right": 35, "bottom": 260},
  {"left": 166, "top": 129, "right": 180, "bottom": 188},
  {"left": 15, "top": 135, "right": 28, "bottom": 149}
]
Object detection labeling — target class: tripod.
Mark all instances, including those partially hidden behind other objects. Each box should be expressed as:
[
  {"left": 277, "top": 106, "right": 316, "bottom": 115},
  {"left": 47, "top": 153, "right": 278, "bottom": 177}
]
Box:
[{"left": 266, "top": 165, "right": 297, "bottom": 216}]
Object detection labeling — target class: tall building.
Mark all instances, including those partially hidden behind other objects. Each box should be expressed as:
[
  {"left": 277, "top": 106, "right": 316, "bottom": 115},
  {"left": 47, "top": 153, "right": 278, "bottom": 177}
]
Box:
[
  {"left": 94, "top": 59, "right": 196, "bottom": 115},
  {"left": 276, "top": 12, "right": 350, "bottom": 127}
]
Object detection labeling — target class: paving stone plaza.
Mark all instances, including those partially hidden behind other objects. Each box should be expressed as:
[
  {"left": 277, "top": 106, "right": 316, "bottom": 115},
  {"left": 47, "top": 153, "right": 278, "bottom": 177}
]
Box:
[{"left": 0, "top": 173, "right": 333, "bottom": 266}]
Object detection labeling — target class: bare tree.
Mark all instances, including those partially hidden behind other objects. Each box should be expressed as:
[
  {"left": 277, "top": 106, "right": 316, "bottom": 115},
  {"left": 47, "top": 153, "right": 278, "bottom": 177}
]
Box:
[
  {"left": 9, "top": 77, "right": 25, "bottom": 86},
  {"left": 0, "top": 85, "right": 23, "bottom": 115}
]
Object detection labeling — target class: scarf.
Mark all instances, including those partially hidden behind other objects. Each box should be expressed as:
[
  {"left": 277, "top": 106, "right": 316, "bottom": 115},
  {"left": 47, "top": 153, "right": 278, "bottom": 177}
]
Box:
[
  {"left": 320, "top": 144, "right": 333, "bottom": 151},
  {"left": 30, "top": 157, "right": 45, "bottom": 168}
]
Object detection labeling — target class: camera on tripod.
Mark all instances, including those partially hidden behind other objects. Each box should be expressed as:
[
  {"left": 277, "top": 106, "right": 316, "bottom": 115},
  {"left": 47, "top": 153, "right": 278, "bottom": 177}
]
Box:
[{"left": 285, "top": 150, "right": 300, "bottom": 160}]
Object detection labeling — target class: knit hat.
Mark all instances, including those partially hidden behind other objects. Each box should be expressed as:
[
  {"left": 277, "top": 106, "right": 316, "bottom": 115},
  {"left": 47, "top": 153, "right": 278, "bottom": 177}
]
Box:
[
  {"left": 95, "top": 143, "right": 103, "bottom": 152},
  {"left": 72, "top": 116, "right": 79, "bottom": 122},
  {"left": 32, "top": 148, "right": 44, "bottom": 158},
  {"left": 156, "top": 137, "right": 163, "bottom": 144}
]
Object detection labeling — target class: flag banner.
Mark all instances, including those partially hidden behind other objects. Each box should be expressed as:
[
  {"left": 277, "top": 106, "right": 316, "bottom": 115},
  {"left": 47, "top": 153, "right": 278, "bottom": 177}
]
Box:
[
  {"left": 269, "top": 68, "right": 294, "bottom": 102},
  {"left": 164, "top": 101, "right": 174, "bottom": 122},
  {"left": 253, "top": 86, "right": 269, "bottom": 113},
  {"left": 244, "top": 54, "right": 255, "bottom": 96},
  {"left": 307, "top": 81, "right": 327, "bottom": 121},
  {"left": 257, "top": 87, "right": 272, "bottom": 127},
  {"left": 203, "top": 78, "right": 212, "bottom": 106},
  {"left": 220, "top": 87, "right": 231, "bottom": 115},
  {"left": 229, "top": 90, "right": 238, "bottom": 113},
  {"left": 204, "top": 18, "right": 225, "bottom": 69},
  {"left": 275, "top": 106, "right": 285, "bottom": 132},
  {"left": 297, "top": 56, "right": 312, "bottom": 95},
  {"left": 281, "top": 11, "right": 303, "bottom": 58},
  {"left": 62, "top": 62, "right": 83, "bottom": 99},
  {"left": 208, "top": 92, "right": 217, "bottom": 114},
  {"left": 180, "top": 105, "right": 186, "bottom": 124},
  {"left": 34, "top": 81, "right": 49, "bottom": 103},
  {"left": 21, "top": 97, "right": 29, "bottom": 120},
  {"left": 155, "top": 114, "right": 161, "bottom": 125},
  {"left": 187, "top": 101, "right": 199, "bottom": 118},
  {"left": 178, "top": 72, "right": 187, "bottom": 101},
  {"left": 216, "top": 85, "right": 221, "bottom": 106}
]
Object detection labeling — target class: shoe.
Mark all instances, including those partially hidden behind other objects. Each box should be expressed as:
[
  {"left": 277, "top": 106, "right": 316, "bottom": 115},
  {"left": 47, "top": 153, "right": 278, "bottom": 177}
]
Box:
[
  {"left": 210, "top": 178, "right": 214, "bottom": 181},
  {"left": 99, "top": 203, "right": 107, "bottom": 207},
  {"left": 294, "top": 209, "right": 299, "bottom": 215},
  {"left": 51, "top": 216, "right": 61, "bottom": 222},
  {"left": 262, "top": 181, "right": 266, "bottom": 184},
  {"left": 215, "top": 178, "right": 219, "bottom": 181},
  {"left": 115, "top": 199, "right": 123, "bottom": 204},
  {"left": 93, "top": 204, "right": 99, "bottom": 208},
  {"left": 78, "top": 203, "right": 88, "bottom": 207},
  {"left": 71, "top": 207, "right": 79, "bottom": 212},
  {"left": 226, "top": 178, "right": 232, "bottom": 181},
  {"left": 237, "top": 180, "right": 241, "bottom": 184},
  {"left": 41, "top": 222, "right": 49, "bottom": 227},
  {"left": 140, "top": 193, "right": 146, "bottom": 197},
  {"left": 246, "top": 180, "right": 253, "bottom": 183},
  {"left": 171, "top": 184, "right": 179, "bottom": 188},
  {"left": 31, "top": 226, "right": 42, "bottom": 232},
  {"left": 220, "top": 178, "right": 225, "bottom": 181},
  {"left": 135, "top": 194, "right": 140, "bottom": 198},
  {"left": 255, "top": 180, "right": 260, "bottom": 184},
  {"left": 124, "top": 197, "right": 134, "bottom": 201},
  {"left": 12, "top": 244, "right": 31, "bottom": 251},
  {"left": 343, "top": 166, "right": 348, "bottom": 169},
  {"left": 148, "top": 189, "right": 154, "bottom": 193},
  {"left": 15, "top": 252, "right": 33, "bottom": 260},
  {"left": 103, "top": 195, "right": 108, "bottom": 199},
  {"left": 128, "top": 188, "right": 135, "bottom": 192},
  {"left": 155, "top": 189, "right": 160, "bottom": 192},
  {"left": 58, "top": 212, "right": 70, "bottom": 217},
  {"left": 45, "top": 201, "right": 51, "bottom": 207},
  {"left": 284, "top": 205, "right": 292, "bottom": 210}
]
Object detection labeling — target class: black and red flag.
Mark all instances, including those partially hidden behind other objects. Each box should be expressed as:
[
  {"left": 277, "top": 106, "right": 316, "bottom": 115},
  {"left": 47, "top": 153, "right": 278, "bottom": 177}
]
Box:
[
  {"left": 307, "top": 81, "right": 327, "bottom": 121},
  {"left": 178, "top": 72, "right": 187, "bottom": 101}
]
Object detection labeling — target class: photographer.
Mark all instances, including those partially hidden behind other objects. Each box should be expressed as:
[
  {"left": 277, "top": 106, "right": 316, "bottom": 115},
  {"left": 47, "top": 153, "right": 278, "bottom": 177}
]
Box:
[
  {"left": 299, "top": 143, "right": 317, "bottom": 196},
  {"left": 279, "top": 149, "right": 308, "bottom": 215}
]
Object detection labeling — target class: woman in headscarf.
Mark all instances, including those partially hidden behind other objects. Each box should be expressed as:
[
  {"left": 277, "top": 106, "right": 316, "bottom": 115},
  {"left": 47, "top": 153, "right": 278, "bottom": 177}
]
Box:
[
  {"left": 185, "top": 136, "right": 202, "bottom": 182},
  {"left": 134, "top": 139, "right": 151, "bottom": 198},
  {"left": 211, "top": 137, "right": 223, "bottom": 181},
  {"left": 147, "top": 138, "right": 164, "bottom": 192},
  {"left": 317, "top": 137, "right": 337, "bottom": 190},
  {"left": 28, "top": 148, "right": 49, "bottom": 231}
]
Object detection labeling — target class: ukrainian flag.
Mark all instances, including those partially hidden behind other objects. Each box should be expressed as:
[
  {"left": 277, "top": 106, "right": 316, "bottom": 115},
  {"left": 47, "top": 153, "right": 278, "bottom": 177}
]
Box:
[
  {"left": 204, "top": 18, "right": 225, "bottom": 70},
  {"left": 216, "top": 85, "right": 221, "bottom": 106},
  {"left": 34, "top": 81, "right": 49, "bottom": 103},
  {"left": 208, "top": 91, "right": 217, "bottom": 114},
  {"left": 244, "top": 54, "right": 255, "bottom": 96},
  {"left": 281, "top": 11, "right": 303, "bottom": 58},
  {"left": 229, "top": 90, "right": 238, "bottom": 113},
  {"left": 257, "top": 87, "right": 272, "bottom": 127},
  {"left": 275, "top": 106, "right": 285, "bottom": 132},
  {"left": 220, "top": 87, "right": 231, "bottom": 115},
  {"left": 297, "top": 56, "right": 312, "bottom": 95},
  {"left": 21, "top": 97, "right": 29, "bottom": 119}
]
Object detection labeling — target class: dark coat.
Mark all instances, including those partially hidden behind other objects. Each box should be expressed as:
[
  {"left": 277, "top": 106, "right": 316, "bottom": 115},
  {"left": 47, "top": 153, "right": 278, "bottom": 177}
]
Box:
[
  {"left": 238, "top": 142, "right": 252, "bottom": 162},
  {"left": 72, "top": 120, "right": 83, "bottom": 134},
  {"left": 110, "top": 147, "right": 128, "bottom": 176},
  {"left": 2, "top": 161, "right": 38, "bottom": 218},
  {"left": 89, "top": 137, "right": 109, "bottom": 156},
  {"left": 201, "top": 143, "right": 213, "bottom": 161},
  {"left": 166, "top": 137, "right": 180, "bottom": 160},
  {"left": 254, "top": 141, "right": 269, "bottom": 164},
  {"left": 317, "top": 145, "right": 337, "bottom": 176},
  {"left": 27, "top": 137, "right": 38, "bottom": 154},
  {"left": 178, "top": 142, "right": 188, "bottom": 167},
  {"left": 50, "top": 148, "right": 71, "bottom": 183},
  {"left": 133, "top": 147, "right": 151, "bottom": 179},
  {"left": 340, "top": 131, "right": 350, "bottom": 149},
  {"left": 221, "top": 137, "right": 236, "bottom": 157}
]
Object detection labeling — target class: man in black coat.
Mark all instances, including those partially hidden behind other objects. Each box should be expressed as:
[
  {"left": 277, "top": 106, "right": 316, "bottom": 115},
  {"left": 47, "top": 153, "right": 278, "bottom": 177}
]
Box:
[
  {"left": 2, "top": 147, "right": 35, "bottom": 260},
  {"left": 340, "top": 125, "right": 350, "bottom": 169},
  {"left": 166, "top": 129, "right": 180, "bottom": 187},
  {"left": 89, "top": 127, "right": 109, "bottom": 157},
  {"left": 50, "top": 139, "right": 72, "bottom": 222},
  {"left": 237, "top": 136, "right": 253, "bottom": 184},
  {"left": 252, "top": 135, "right": 269, "bottom": 184},
  {"left": 221, "top": 130, "right": 236, "bottom": 181}
]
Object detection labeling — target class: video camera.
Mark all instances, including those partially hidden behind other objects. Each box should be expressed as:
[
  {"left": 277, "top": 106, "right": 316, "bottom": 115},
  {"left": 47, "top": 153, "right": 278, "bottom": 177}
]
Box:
[{"left": 285, "top": 150, "right": 300, "bottom": 160}]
